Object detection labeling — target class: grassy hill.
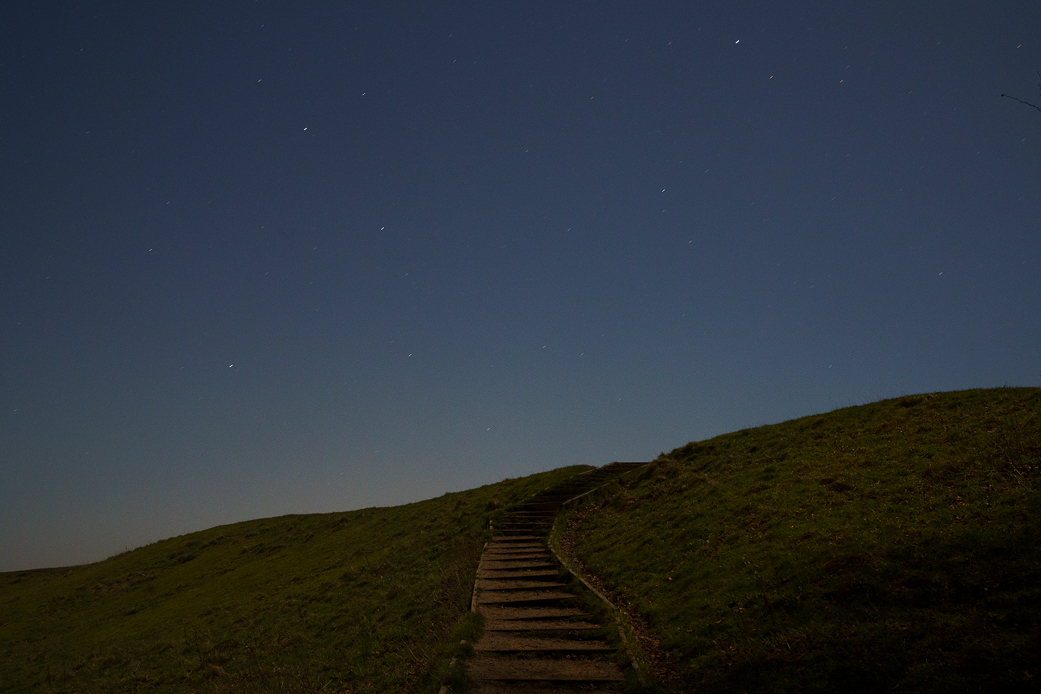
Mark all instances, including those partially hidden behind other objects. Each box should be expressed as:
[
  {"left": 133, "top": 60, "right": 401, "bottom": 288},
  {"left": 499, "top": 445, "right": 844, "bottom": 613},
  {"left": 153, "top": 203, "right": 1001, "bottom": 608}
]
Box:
[
  {"left": 3, "top": 388, "right": 1038, "bottom": 694},
  {"left": 0, "top": 465, "right": 591, "bottom": 693},
  {"left": 570, "top": 387, "right": 1040, "bottom": 692}
]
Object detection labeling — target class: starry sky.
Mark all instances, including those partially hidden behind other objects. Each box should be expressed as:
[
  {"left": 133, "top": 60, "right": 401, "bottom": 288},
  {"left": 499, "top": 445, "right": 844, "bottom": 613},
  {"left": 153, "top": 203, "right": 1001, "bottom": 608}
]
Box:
[{"left": 2, "top": 1, "right": 1039, "bottom": 572}]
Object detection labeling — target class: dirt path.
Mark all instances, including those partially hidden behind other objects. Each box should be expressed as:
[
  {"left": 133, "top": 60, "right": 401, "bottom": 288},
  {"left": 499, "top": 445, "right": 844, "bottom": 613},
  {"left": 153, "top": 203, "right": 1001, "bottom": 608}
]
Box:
[{"left": 467, "top": 463, "right": 646, "bottom": 693}]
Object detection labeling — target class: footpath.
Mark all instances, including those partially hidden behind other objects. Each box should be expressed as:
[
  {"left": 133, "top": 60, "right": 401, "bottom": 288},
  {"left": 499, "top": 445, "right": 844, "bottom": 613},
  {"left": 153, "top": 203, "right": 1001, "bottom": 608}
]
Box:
[{"left": 467, "top": 462, "right": 647, "bottom": 693}]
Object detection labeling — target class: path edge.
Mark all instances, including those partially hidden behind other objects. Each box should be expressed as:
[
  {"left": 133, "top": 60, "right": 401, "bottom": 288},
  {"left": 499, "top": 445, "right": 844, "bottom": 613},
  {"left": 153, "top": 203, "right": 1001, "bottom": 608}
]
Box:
[{"left": 548, "top": 491, "right": 653, "bottom": 689}]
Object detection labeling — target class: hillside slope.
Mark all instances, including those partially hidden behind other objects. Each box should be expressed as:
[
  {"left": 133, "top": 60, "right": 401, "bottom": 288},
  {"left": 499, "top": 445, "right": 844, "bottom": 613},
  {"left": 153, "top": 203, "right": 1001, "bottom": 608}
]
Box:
[
  {"left": 0, "top": 465, "right": 591, "bottom": 693},
  {"left": 573, "top": 388, "right": 1040, "bottom": 693}
]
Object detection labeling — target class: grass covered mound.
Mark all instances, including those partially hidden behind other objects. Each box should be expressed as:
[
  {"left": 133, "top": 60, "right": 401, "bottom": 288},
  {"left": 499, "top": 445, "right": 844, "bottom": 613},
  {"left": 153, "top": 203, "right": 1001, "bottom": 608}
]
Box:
[
  {"left": 572, "top": 388, "right": 1040, "bottom": 693},
  {"left": 0, "top": 465, "right": 590, "bottom": 693}
]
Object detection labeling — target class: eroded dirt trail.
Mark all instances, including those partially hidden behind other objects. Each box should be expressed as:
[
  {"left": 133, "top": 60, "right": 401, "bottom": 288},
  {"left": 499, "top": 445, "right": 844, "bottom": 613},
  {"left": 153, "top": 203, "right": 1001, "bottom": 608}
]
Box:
[{"left": 467, "top": 463, "right": 646, "bottom": 693}]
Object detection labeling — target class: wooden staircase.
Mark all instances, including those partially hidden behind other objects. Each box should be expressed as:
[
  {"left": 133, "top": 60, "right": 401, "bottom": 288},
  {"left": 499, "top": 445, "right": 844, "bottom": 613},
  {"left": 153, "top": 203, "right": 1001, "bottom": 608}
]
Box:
[{"left": 467, "top": 462, "right": 647, "bottom": 693}]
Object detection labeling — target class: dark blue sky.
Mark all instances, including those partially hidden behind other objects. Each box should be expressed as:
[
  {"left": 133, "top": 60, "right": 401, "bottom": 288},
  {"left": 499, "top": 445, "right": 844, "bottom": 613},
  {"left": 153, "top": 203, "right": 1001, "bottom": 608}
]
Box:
[{"left": 2, "top": 1, "right": 1039, "bottom": 571}]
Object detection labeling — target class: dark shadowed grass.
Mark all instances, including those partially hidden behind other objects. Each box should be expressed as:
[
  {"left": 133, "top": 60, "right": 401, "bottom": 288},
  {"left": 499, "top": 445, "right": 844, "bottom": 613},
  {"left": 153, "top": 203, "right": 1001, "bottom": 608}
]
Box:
[
  {"left": 572, "top": 388, "right": 1040, "bottom": 693},
  {"left": 0, "top": 465, "right": 590, "bottom": 693}
]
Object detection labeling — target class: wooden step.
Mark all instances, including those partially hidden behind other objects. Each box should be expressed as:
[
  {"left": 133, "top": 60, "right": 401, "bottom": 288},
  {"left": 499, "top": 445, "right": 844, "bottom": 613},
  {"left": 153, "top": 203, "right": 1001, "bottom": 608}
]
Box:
[
  {"left": 477, "top": 569, "right": 560, "bottom": 580},
  {"left": 468, "top": 656, "right": 624, "bottom": 682},
  {"left": 483, "top": 619, "right": 601, "bottom": 631},
  {"left": 477, "top": 589, "right": 576, "bottom": 604},
  {"left": 476, "top": 579, "right": 566, "bottom": 591},
  {"left": 477, "top": 606, "right": 588, "bottom": 620},
  {"left": 474, "top": 634, "right": 613, "bottom": 652},
  {"left": 479, "top": 559, "right": 557, "bottom": 571}
]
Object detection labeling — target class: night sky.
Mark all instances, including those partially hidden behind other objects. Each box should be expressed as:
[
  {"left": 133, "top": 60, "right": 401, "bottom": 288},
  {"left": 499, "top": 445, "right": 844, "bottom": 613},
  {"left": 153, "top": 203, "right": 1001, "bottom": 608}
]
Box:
[{"left": 2, "top": 2, "right": 1039, "bottom": 572}]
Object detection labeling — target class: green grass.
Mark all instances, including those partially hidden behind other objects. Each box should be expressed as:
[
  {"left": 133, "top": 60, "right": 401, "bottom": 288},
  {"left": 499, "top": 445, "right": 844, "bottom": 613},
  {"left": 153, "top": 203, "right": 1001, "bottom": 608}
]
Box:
[
  {"left": 6, "top": 388, "right": 1039, "bottom": 693},
  {"left": 0, "top": 465, "right": 591, "bottom": 693},
  {"left": 572, "top": 388, "right": 1041, "bottom": 693}
]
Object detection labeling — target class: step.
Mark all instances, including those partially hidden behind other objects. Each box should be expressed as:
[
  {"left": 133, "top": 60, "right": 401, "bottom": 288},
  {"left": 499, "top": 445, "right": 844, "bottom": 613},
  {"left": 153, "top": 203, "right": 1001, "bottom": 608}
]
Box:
[
  {"left": 486, "top": 541, "right": 548, "bottom": 548},
  {"left": 468, "top": 656, "right": 624, "bottom": 682},
  {"left": 503, "top": 510, "right": 558, "bottom": 516},
  {"left": 483, "top": 554, "right": 552, "bottom": 563},
  {"left": 482, "top": 619, "right": 602, "bottom": 631},
  {"left": 511, "top": 503, "right": 562, "bottom": 512},
  {"left": 476, "top": 579, "right": 567, "bottom": 591},
  {"left": 477, "top": 589, "right": 576, "bottom": 604},
  {"left": 474, "top": 634, "right": 613, "bottom": 652},
  {"left": 477, "top": 606, "right": 588, "bottom": 620},
  {"left": 477, "top": 569, "right": 560, "bottom": 580},
  {"left": 487, "top": 541, "right": 543, "bottom": 549},
  {"left": 485, "top": 549, "right": 553, "bottom": 557},
  {"left": 479, "top": 560, "right": 557, "bottom": 571},
  {"left": 499, "top": 519, "right": 553, "bottom": 525},
  {"left": 499, "top": 518, "right": 555, "bottom": 524},
  {"left": 471, "top": 685, "right": 621, "bottom": 694},
  {"left": 481, "top": 549, "right": 547, "bottom": 557}
]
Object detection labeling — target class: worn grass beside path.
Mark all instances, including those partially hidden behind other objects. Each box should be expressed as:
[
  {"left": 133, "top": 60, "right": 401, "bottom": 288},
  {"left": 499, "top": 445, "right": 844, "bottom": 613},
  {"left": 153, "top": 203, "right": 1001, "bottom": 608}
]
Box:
[
  {"left": 573, "top": 388, "right": 1041, "bottom": 693},
  {"left": 0, "top": 465, "right": 590, "bottom": 693}
]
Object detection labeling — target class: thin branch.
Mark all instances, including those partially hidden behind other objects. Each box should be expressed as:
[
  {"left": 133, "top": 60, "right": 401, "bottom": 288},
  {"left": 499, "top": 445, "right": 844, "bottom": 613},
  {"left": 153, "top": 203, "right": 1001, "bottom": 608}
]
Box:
[
  {"left": 1001, "top": 70, "right": 1041, "bottom": 114},
  {"left": 1001, "top": 93, "right": 1041, "bottom": 113}
]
